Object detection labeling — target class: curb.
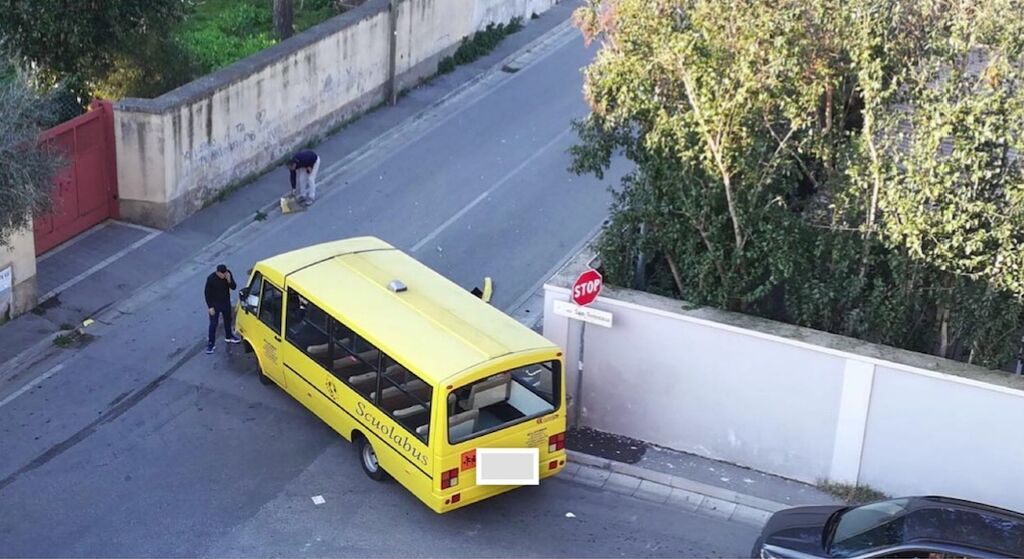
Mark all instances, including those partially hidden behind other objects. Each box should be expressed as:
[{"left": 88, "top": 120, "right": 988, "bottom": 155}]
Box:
[{"left": 564, "top": 450, "right": 786, "bottom": 526}]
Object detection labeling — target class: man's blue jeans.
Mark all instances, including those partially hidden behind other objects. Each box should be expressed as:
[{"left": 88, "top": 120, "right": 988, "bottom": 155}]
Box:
[{"left": 208, "top": 303, "right": 233, "bottom": 347}]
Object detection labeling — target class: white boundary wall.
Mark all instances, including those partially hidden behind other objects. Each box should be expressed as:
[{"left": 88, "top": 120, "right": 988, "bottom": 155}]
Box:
[{"left": 543, "top": 280, "right": 1024, "bottom": 512}]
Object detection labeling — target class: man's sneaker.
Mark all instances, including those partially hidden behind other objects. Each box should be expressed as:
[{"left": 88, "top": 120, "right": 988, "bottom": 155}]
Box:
[
  {"left": 226, "top": 335, "right": 242, "bottom": 344},
  {"left": 301, "top": 197, "right": 314, "bottom": 207},
  {"left": 205, "top": 344, "right": 215, "bottom": 354}
]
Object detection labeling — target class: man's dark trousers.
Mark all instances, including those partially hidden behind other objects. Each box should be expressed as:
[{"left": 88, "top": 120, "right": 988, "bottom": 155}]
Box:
[{"left": 208, "top": 303, "right": 234, "bottom": 347}]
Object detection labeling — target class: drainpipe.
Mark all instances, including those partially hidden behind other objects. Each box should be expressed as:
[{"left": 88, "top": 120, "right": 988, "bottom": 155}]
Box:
[{"left": 387, "top": 0, "right": 399, "bottom": 106}]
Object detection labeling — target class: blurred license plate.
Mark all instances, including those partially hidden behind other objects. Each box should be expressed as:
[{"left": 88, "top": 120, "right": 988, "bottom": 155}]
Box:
[{"left": 475, "top": 448, "right": 539, "bottom": 485}]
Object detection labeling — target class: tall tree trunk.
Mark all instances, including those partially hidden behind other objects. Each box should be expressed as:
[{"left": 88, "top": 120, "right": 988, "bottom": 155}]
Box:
[
  {"left": 664, "top": 252, "right": 686, "bottom": 298},
  {"left": 273, "top": 0, "right": 294, "bottom": 41},
  {"left": 933, "top": 275, "right": 955, "bottom": 359}
]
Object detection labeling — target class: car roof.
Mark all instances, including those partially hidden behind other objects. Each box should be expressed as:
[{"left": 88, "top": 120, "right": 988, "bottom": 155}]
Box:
[
  {"left": 258, "top": 237, "right": 558, "bottom": 384},
  {"left": 902, "top": 497, "right": 1024, "bottom": 556}
]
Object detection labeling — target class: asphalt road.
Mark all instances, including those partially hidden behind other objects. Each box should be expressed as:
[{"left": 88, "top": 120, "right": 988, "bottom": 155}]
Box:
[{"left": 0, "top": 21, "right": 758, "bottom": 558}]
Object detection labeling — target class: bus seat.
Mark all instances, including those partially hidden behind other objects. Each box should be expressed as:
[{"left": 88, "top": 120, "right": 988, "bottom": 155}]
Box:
[
  {"left": 460, "top": 374, "right": 510, "bottom": 410},
  {"left": 416, "top": 424, "right": 429, "bottom": 436},
  {"left": 348, "top": 371, "right": 376, "bottom": 385},
  {"left": 332, "top": 348, "right": 378, "bottom": 370},
  {"left": 333, "top": 354, "right": 363, "bottom": 371},
  {"left": 307, "top": 343, "right": 329, "bottom": 356},
  {"left": 373, "top": 380, "right": 429, "bottom": 410},
  {"left": 394, "top": 404, "right": 425, "bottom": 419},
  {"left": 448, "top": 409, "right": 479, "bottom": 440}
]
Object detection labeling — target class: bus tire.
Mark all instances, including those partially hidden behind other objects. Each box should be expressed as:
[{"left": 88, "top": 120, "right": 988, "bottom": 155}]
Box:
[{"left": 356, "top": 435, "right": 386, "bottom": 482}]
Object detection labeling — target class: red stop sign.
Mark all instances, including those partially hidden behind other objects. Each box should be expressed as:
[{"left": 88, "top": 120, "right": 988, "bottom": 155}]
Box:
[{"left": 571, "top": 269, "right": 603, "bottom": 307}]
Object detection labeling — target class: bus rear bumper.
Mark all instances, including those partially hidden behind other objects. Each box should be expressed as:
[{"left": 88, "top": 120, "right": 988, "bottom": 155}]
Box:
[{"left": 430, "top": 455, "right": 567, "bottom": 513}]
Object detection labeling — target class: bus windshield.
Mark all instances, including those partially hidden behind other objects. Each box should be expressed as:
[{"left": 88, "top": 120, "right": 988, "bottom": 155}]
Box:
[{"left": 447, "top": 361, "right": 559, "bottom": 444}]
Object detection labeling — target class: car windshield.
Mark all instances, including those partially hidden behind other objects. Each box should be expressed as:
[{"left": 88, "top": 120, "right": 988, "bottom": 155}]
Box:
[{"left": 829, "top": 498, "right": 911, "bottom": 556}]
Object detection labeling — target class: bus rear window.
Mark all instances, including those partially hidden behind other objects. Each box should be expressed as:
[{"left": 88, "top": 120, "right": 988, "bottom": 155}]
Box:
[{"left": 448, "top": 361, "right": 559, "bottom": 444}]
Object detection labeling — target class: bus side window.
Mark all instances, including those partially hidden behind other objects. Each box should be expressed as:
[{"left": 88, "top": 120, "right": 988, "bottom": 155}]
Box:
[
  {"left": 326, "top": 316, "right": 379, "bottom": 399},
  {"left": 285, "top": 290, "right": 331, "bottom": 367},
  {"left": 376, "top": 355, "right": 432, "bottom": 442},
  {"left": 258, "top": 283, "right": 284, "bottom": 333}
]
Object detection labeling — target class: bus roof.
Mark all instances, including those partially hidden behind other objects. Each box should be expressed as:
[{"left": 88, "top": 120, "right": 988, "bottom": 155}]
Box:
[{"left": 258, "top": 237, "right": 559, "bottom": 385}]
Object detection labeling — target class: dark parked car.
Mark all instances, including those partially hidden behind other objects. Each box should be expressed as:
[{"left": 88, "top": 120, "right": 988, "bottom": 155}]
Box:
[{"left": 752, "top": 496, "right": 1024, "bottom": 559}]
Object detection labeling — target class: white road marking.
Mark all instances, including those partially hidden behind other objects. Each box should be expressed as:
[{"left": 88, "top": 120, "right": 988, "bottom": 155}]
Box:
[
  {"left": 38, "top": 231, "right": 160, "bottom": 303},
  {"left": 0, "top": 364, "right": 64, "bottom": 410},
  {"left": 411, "top": 127, "right": 572, "bottom": 253}
]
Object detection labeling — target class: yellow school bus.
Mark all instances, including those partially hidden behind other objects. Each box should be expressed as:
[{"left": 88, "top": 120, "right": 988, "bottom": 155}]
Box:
[{"left": 234, "top": 237, "right": 567, "bottom": 512}]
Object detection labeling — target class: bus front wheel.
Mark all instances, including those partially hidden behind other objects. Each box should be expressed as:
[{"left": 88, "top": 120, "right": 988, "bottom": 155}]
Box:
[{"left": 357, "top": 436, "right": 386, "bottom": 482}]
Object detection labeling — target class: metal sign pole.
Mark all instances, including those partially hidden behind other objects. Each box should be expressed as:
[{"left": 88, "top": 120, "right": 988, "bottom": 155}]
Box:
[{"left": 574, "top": 320, "right": 586, "bottom": 427}]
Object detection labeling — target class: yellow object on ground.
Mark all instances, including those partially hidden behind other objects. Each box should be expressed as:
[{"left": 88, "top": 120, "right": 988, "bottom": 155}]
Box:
[
  {"left": 482, "top": 277, "right": 493, "bottom": 303},
  {"left": 280, "top": 195, "right": 306, "bottom": 214}
]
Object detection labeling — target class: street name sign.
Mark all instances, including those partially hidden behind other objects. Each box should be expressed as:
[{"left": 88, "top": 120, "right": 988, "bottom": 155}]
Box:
[{"left": 553, "top": 300, "right": 613, "bottom": 328}]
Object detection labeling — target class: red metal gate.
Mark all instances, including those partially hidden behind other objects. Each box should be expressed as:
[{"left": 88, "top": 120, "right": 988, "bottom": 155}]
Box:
[{"left": 33, "top": 100, "right": 119, "bottom": 255}]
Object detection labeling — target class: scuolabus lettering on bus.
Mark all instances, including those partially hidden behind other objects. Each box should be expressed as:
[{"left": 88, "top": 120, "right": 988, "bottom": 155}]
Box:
[{"left": 356, "top": 401, "right": 429, "bottom": 466}]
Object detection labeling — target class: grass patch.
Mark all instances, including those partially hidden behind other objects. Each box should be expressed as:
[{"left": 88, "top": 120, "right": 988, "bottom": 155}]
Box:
[
  {"left": 817, "top": 480, "right": 890, "bottom": 504},
  {"left": 254, "top": 210, "right": 268, "bottom": 222},
  {"left": 52, "top": 328, "right": 94, "bottom": 349},
  {"left": 438, "top": 17, "right": 524, "bottom": 75},
  {"left": 176, "top": 0, "right": 340, "bottom": 74},
  {"left": 59, "top": 322, "right": 74, "bottom": 331}
]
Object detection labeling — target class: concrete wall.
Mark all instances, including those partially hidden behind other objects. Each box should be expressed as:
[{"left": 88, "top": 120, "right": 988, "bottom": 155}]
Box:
[
  {"left": 543, "top": 257, "right": 1024, "bottom": 512},
  {"left": 0, "top": 229, "right": 38, "bottom": 321},
  {"left": 114, "top": 0, "right": 558, "bottom": 229}
]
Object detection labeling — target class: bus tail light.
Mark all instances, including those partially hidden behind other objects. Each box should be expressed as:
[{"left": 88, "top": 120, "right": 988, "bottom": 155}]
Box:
[
  {"left": 548, "top": 432, "right": 565, "bottom": 453},
  {"left": 441, "top": 467, "right": 459, "bottom": 489}
]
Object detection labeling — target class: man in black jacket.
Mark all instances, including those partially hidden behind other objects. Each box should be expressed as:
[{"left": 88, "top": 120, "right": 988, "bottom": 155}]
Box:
[{"left": 205, "top": 264, "right": 241, "bottom": 354}]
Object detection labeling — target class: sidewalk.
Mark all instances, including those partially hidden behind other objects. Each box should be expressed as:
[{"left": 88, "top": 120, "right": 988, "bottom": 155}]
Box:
[
  {"left": 0, "top": 3, "right": 580, "bottom": 388},
  {"left": 561, "top": 427, "right": 844, "bottom": 527}
]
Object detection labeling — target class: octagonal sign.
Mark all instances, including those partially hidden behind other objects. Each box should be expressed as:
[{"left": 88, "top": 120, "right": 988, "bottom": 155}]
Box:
[{"left": 571, "top": 269, "right": 603, "bottom": 307}]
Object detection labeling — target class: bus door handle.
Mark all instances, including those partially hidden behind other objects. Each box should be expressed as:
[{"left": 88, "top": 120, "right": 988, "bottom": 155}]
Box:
[{"left": 273, "top": 335, "right": 281, "bottom": 342}]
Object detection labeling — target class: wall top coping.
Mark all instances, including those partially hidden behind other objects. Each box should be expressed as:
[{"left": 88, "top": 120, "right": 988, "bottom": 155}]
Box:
[
  {"left": 546, "top": 245, "right": 1024, "bottom": 394},
  {"left": 116, "top": 0, "right": 390, "bottom": 115}
]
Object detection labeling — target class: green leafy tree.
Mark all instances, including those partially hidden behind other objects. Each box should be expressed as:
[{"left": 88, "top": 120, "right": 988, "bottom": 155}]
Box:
[
  {"left": 0, "top": 54, "right": 64, "bottom": 248},
  {"left": 0, "top": 0, "right": 190, "bottom": 100},
  {"left": 570, "top": 0, "right": 1024, "bottom": 368}
]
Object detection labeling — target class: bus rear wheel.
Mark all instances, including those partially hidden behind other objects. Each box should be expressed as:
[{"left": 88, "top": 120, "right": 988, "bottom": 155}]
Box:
[{"left": 357, "top": 436, "right": 386, "bottom": 482}]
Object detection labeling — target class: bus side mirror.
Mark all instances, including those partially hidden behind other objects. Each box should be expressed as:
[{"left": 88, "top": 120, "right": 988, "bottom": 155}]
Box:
[{"left": 241, "top": 292, "right": 259, "bottom": 314}]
